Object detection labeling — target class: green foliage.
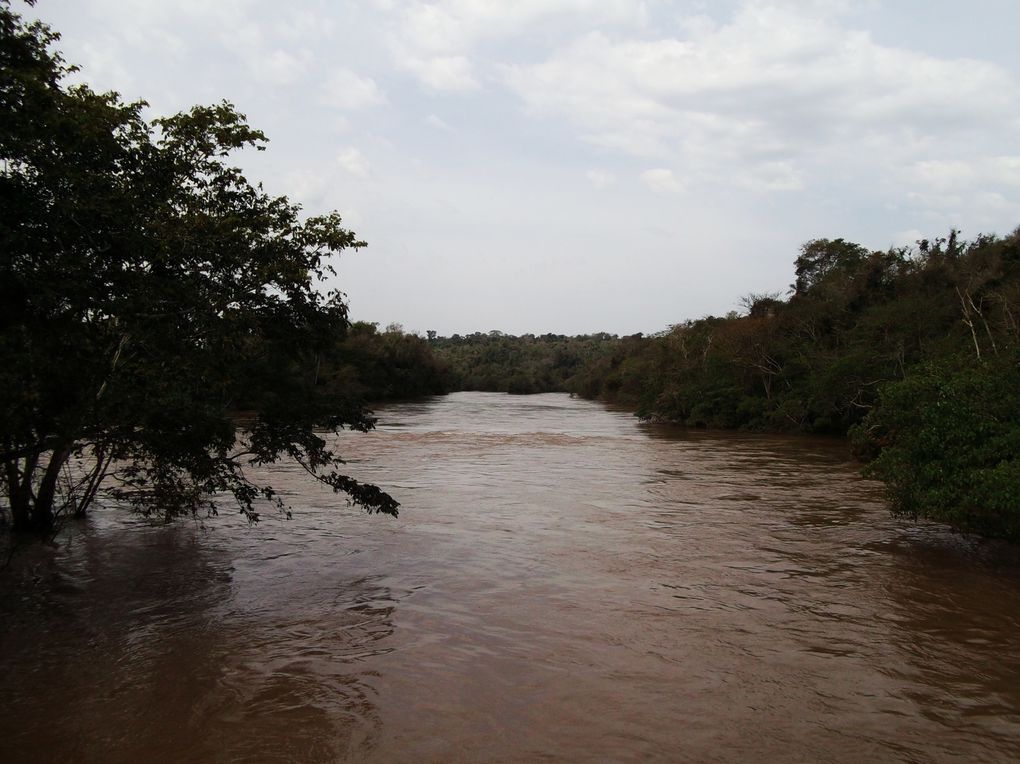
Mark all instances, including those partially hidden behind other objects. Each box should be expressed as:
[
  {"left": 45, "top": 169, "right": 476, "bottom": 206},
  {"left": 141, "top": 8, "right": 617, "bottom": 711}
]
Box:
[
  {"left": 0, "top": 2, "right": 396, "bottom": 533},
  {"left": 793, "top": 238, "right": 870, "bottom": 296},
  {"left": 432, "top": 332, "right": 619, "bottom": 394},
  {"left": 572, "top": 228, "right": 1020, "bottom": 433},
  {"left": 305, "top": 327, "right": 617, "bottom": 402},
  {"left": 567, "top": 227, "right": 1020, "bottom": 540},
  {"left": 851, "top": 355, "right": 1020, "bottom": 541},
  {"left": 322, "top": 322, "right": 449, "bottom": 402}
]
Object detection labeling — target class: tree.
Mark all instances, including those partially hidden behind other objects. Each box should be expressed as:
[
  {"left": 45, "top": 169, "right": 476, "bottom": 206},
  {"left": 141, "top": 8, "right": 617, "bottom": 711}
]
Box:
[
  {"left": 1, "top": 1, "right": 397, "bottom": 534},
  {"left": 792, "top": 238, "right": 870, "bottom": 296},
  {"left": 851, "top": 356, "right": 1020, "bottom": 541}
]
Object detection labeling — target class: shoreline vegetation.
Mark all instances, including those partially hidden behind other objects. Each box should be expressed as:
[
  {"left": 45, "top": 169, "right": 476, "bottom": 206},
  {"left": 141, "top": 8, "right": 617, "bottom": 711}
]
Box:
[
  {"left": 350, "top": 230, "right": 1020, "bottom": 543},
  {"left": 2, "top": 2, "right": 1017, "bottom": 544},
  {"left": 1, "top": 1, "right": 399, "bottom": 536}
]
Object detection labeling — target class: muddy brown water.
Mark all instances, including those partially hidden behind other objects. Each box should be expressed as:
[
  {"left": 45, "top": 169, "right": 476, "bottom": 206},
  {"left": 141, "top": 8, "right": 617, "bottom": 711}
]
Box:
[{"left": 2, "top": 392, "right": 1019, "bottom": 762}]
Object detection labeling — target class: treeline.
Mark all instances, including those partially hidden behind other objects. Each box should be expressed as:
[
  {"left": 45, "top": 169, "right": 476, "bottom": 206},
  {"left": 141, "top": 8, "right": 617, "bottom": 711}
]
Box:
[
  {"left": 318, "top": 322, "right": 448, "bottom": 402},
  {"left": 323, "top": 230, "right": 1020, "bottom": 540},
  {"left": 567, "top": 230, "right": 1020, "bottom": 541},
  {"left": 569, "top": 233, "right": 1016, "bottom": 428},
  {"left": 432, "top": 331, "right": 620, "bottom": 393},
  {"left": 318, "top": 326, "right": 622, "bottom": 400}
]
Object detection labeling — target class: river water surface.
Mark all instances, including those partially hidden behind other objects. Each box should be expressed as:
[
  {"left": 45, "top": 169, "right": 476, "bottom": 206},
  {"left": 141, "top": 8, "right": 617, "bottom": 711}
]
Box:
[{"left": 2, "top": 392, "right": 1020, "bottom": 762}]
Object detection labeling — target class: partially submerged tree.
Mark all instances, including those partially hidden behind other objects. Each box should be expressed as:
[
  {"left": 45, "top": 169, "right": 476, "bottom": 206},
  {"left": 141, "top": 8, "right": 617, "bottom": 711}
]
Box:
[{"left": 1, "top": 0, "right": 397, "bottom": 533}]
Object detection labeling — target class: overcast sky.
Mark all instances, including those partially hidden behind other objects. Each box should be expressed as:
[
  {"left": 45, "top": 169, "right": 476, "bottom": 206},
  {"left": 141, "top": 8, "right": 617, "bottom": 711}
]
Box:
[{"left": 31, "top": 0, "right": 1020, "bottom": 335}]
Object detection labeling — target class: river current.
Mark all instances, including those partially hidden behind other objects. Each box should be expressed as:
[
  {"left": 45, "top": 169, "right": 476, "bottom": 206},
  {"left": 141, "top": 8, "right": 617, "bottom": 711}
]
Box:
[{"left": 2, "top": 392, "right": 1019, "bottom": 762}]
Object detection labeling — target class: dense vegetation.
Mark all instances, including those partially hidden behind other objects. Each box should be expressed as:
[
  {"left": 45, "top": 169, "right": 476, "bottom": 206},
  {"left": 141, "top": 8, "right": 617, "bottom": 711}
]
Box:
[
  {"left": 431, "top": 331, "right": 620, "bottom": 394},
  {"left": 852, "top": 355, "right": 1020, "bottom": 541},
  {"left": 320, "top": 327, "right": 621, "bottom": 398},
  {"left": 567, "top": 232, "right": 1020, "bottom": 541},
  {"left": 320, "top": 322, "right": 448, "bottom": 402},
  {"left": 1, "top": 0, "right": 396, "bottom": 534}
]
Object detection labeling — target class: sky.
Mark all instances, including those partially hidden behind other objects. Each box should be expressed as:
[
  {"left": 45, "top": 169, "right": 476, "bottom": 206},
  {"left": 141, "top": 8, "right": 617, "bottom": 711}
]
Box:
[{"left": 29, "top": 0, "right": 1020, "bottom": 335}]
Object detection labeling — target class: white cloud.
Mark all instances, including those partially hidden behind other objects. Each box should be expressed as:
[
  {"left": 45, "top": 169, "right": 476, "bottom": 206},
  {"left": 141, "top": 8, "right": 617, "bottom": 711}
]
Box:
[
  {"left": 386, "top": 0, "right": 645, "bottom": 91},
  {"left": 91, "top": 0, "right": 255, "bottom": 27},
  {"left": 399, "top": 3, "right": 467, "bottom": 54},
  {"left": 992, "top": 156, "right": 1020, "bottom": 186},
  {"left": 641, "top": 168, "right": 681, "bottom": 194},
  {"left": 337, "top": 147, "right": 371, "bottom": 178},
  {"left": 76, "top": 41, "right": 139, "bottom": 92},
  {"left": 908, "top": 160, "right": 977, "bottom": 193},
  {"left": 396, "top": 0, "right": 643, "bottom": 54},
  {"left": 283, "top": 169, "right": 330, "bottom": 209},
  {"left": 975, "top": 195, "right": 1020, "bottom": 230},
  {"left": 737, "top": 161, "right": 803, "bottom": 192},
  {"left": 337, "top": 207, "right": 364, "bottom": 229},
  {"left": 323, "top": 68, "right": 386, "bottom": 110},
  {"left": 278, "top": 9, "right": 336, "bottom": 42},
  {"left": 401, "top": 55, "right": 478, "bottom": 92},
  {"left": 908, "top": 156, "right": 1020, "bottom": 192},
  {"left": 586, "top": 169, "right": 615, "bottom": 189},
  {"left": 37, "top": 0, "right": 1020, "bottom": 334},
  {"left": 503, "top": 3, "right": 1020, "bottom": 199},
  {"left": 256, "top": 48, "right": 309, "bottom": 85},
  {"left": 899, "top": 157, "right": 1020, "bottom": 223},
  {"left": 87, "top": 1, "right": 335, "bottom": 88},
  {"left": 426, "top": 113, "right": 452, "bottom": 130}
]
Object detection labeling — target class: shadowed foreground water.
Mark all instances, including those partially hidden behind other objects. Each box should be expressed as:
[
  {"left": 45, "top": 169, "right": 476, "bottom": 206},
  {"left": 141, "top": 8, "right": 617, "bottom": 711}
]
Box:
[{"left": 2, "top": 392, "right": 1019, "bottom": 762}]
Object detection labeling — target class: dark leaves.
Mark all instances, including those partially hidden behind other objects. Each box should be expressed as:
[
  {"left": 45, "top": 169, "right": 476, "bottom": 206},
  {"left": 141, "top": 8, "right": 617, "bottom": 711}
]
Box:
[{"left": 1, "top": 2, "right": 397, "bottom": 530}]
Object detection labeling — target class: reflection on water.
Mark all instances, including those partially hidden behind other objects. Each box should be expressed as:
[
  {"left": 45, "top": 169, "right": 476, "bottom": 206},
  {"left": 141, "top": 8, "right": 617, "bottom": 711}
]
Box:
[
  {"left": 0, "top": 520, "right": 395, "bottom": 762},
  {"left": 2, "top": 392, "right": 1019, "bottom": 762}
]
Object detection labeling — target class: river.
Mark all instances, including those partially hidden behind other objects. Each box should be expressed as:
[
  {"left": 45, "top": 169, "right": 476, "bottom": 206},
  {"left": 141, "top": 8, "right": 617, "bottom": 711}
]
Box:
[{"left": 2, "top": 392, "right": 1019, "bottom": 762}]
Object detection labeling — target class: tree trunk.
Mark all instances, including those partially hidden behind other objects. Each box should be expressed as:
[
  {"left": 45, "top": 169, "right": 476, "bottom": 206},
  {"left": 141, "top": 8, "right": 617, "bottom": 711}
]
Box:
[
  {"left": 31, "top": 446, "right": 71, "bottom": 533},
  {"left": 4, "top": 456, "right": 35, "bottom": 533},
  {"left": 74, "top": 446, "right": 113, "bottom": 518},
  {"left": 3, "top": 448, "right": 71, "bottom": 534}
]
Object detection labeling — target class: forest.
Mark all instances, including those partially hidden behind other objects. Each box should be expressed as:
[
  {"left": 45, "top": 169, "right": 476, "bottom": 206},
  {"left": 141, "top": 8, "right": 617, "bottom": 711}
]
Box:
[
  {"left": 566, "top": 232, "right": 1020, "bottom": 541},
  {"left": 346, "top": 231, "right": 1020, "bottom": 542}
]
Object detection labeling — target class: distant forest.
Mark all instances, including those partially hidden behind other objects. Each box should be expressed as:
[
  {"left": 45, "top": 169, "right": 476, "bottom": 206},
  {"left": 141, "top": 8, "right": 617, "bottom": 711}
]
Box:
[{"left": 334, "top": 229, "right": 1020, "bottom": 542}]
